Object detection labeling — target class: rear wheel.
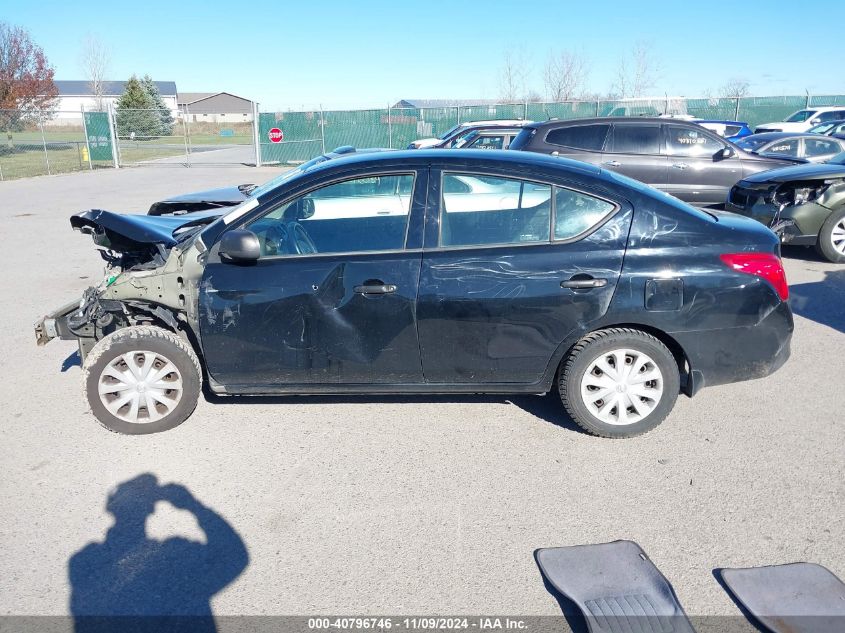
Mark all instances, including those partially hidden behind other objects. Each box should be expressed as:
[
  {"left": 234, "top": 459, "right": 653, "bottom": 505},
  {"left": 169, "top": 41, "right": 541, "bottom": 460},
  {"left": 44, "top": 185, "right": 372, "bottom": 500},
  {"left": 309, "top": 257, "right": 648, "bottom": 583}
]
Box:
[
  {"left": 83, "top": 326, "right": 201, "bottom": 434},
  {"left": 558, "top": 328, "right": 680, "bottom": 438},
  {"left": 815, "top": 207, "right": 845, "bottom": 263}
]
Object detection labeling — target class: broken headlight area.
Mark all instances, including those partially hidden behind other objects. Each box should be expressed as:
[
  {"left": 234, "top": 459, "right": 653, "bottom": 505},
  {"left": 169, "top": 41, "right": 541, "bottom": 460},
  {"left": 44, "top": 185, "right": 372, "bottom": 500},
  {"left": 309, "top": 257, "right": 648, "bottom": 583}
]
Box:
[{"left": 773, "top": 181, "right": 837, "bottom": 207}]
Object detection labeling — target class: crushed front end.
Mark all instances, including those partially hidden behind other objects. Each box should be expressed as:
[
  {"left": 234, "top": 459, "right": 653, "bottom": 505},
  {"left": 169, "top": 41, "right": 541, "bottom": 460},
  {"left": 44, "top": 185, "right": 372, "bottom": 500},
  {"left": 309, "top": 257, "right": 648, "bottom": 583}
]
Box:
[
  {"left": 727, "top": 178, "right": 845, "bottom": 246},
  {"left": 34, "top": 208, "right": 219, "bottom": 360}
]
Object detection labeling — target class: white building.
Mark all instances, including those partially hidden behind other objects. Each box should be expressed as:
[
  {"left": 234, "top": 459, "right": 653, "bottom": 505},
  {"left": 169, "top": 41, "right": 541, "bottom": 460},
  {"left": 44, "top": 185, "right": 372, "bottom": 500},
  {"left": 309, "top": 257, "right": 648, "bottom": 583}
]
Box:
[{"left": 49, "top": 80, "right": 178, "bottom": 124}]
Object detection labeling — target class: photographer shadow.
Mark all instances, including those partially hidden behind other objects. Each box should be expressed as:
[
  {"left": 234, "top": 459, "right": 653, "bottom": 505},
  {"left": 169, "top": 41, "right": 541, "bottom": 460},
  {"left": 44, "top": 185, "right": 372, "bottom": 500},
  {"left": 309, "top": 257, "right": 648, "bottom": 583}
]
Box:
[{"left": 68, "top": 474, "right": 248, "bottom": 633}]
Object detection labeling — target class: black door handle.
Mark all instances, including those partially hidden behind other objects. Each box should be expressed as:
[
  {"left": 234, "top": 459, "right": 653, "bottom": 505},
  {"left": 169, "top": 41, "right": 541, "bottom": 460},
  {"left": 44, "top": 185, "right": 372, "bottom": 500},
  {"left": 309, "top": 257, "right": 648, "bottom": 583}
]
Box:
[
  {"left": 354, "top": 284, "right": 397, "bottom": 295},
  {"left": 561, "top": 277, "right": 608, "bottom": 289}
]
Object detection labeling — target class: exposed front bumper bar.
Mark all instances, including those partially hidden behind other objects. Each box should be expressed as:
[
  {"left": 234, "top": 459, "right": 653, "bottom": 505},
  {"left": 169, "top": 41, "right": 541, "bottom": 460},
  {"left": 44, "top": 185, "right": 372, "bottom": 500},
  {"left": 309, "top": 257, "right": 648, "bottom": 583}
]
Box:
[{"left": 34, "top": 300, "right": 82, "bottom": 346}]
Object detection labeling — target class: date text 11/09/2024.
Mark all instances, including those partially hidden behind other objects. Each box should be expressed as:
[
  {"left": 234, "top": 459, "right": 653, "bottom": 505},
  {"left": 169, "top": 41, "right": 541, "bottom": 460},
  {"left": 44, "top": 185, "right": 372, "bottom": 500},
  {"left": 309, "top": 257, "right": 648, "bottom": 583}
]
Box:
[{"left": 308, "top": 618, "right": 527, "bottom": 630}]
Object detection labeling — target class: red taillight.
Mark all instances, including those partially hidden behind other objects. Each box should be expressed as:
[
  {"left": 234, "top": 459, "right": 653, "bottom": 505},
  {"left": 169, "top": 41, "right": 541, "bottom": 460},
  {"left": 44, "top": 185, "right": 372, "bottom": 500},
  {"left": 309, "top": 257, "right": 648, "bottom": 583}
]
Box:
[{"left": 720, "top": 253, "right": 789, "bottom": 301}]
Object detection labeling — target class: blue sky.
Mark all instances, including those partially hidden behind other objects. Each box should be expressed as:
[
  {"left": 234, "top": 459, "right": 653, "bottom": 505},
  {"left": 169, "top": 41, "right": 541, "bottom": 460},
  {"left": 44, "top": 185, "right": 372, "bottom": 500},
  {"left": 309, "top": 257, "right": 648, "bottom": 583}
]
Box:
[{"left": 6, "top": 0, "right": 845, "bottom": 109}]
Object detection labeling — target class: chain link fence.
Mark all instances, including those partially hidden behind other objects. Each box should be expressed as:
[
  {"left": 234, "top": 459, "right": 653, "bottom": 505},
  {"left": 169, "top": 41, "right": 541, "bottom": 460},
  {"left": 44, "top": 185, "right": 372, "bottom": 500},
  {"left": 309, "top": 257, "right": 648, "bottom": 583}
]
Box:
[
  {"left": 3, "top": 94, "right": 845, "bottom": 179},
  {"left": 256, "top": 94, "right": 845, "bottom": 165},
  {"left": 0, "top": 110, "right": 116, "bottom": 180}
]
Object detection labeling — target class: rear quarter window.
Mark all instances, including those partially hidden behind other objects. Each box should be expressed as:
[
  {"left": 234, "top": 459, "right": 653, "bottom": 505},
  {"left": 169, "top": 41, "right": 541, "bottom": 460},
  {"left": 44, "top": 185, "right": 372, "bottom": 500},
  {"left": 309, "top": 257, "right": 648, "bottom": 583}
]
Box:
[{"left": 544, "top": 124, "right": 610, "bottom": 151}]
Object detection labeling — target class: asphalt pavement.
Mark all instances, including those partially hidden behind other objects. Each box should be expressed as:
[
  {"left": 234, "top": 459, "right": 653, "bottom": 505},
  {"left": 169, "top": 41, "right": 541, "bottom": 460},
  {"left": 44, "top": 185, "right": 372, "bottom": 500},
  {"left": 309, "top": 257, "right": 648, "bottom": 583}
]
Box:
[{"left": 0, "top": 165, "right": 842, "bottom": 629}]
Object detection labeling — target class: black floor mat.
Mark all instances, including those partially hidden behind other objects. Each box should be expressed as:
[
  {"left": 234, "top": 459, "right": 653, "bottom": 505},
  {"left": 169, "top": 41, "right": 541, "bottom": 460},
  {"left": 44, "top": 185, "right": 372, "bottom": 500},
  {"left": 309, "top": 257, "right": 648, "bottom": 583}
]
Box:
[
  {"left": 719, "top": 563, "right": 845, "bottom": 633},
  {"left": 536, "top": 540, "right": 695, "bottom": 633}
]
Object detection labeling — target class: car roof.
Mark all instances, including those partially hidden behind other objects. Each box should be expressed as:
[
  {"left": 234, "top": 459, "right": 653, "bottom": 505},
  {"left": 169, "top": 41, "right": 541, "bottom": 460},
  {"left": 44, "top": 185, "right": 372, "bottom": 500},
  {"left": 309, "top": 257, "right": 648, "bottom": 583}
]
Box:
[
  {"left": 302, "top": 148, "right": 602, "bottom": 177},
  {"left": 525, "top": 116, "right": 693, "bottom": 129},
  {"left": 743, "top": 132, "right": 823, "bottom": 141},
  {"left": 460, "top": 119, "right": 528, "bottom": 126},
  {"left": 803, "top": 106, "right": 845, "bottom": 112},
  {"left": 463, "top": 127, "right": 524, "bottom": 134},
  {"left": 695, "top": 119, "right": 749, "bottom": 126}
]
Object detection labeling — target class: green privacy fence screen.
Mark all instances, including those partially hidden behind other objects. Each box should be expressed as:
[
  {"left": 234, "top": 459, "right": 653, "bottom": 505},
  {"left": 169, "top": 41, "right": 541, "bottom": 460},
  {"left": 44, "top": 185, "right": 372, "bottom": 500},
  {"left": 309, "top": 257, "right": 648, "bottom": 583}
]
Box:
[{"left": 259, "top": 94, "right": 845, "bottom": 165}]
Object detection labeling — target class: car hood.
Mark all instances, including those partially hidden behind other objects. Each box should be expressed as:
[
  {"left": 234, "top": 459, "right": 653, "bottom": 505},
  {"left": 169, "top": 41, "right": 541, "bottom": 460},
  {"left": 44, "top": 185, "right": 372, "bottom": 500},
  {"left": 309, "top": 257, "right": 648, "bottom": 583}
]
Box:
[
  {"left": 147, "top": 185, "right": 252, "bottom": 215},
  {"left": 71, "top": 208, "right": 227, "bottom": 250},
  {"left": 741, "top": 162, "right": 845, "bottom": 184}
]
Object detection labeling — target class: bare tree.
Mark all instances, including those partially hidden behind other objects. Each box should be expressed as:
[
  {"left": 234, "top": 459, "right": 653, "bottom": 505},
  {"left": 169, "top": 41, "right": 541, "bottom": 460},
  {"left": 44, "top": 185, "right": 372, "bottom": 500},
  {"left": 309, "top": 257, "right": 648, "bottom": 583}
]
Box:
[
  {"left": 544, "top": 50, "right": 588, "bottom": 102},
  {"left": 720, "top": 78, "right": 751, "bottom": 99},
  {"left": 498, "top": 48, "right": 530, "bottom": 103},
  {"left": 79, "top": 35, "right": 110, "bottom": 111},
  {"left": 613, "top": 41, "right": 661, "bottom": 98}
]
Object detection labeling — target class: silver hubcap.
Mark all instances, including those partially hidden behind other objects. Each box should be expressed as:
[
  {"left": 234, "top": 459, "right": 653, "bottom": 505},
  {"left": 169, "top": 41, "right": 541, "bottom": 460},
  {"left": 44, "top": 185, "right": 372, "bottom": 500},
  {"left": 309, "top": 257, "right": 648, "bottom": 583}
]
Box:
[
  {"left": 831, "top": 219, "right": 845, "bottom": 255},
  {"left": 580, "top": 348, "right": 664, "bottom": 426},
  {"left": 98, "top": 351, "right": 183, "bottom": 424}
]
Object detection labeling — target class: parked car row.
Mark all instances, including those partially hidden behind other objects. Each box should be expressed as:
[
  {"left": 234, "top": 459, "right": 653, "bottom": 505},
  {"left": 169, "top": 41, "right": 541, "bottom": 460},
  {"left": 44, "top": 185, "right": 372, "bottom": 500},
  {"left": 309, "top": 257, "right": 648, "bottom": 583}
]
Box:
[
  {"left": 755, "top": 106, "right": 845, "bottom": 133},
  {"left": 406, "top": 120, "right": 528, "bottom": 149},
  {"left": 403, "top": 114, "right": 845, "bottom": 263}
]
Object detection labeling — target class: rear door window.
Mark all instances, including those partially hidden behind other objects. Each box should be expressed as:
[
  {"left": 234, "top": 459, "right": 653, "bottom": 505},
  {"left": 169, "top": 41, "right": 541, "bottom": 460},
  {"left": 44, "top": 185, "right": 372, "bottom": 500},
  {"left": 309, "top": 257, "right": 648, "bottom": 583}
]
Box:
[
  {"left": 553, "top": 187, "right": 618, "bottom": 240},
  {"left": 804, "top": 137, "right": 842, "bottom": 157},
  {"left": 440, "top": 173, "right": 551, "bottom": 247},
  {"left": 545, "top": 124, "right": 610, "bottom": 151},
  {"left": 664, "top": 125, "right": 724, "bottom": 157},
  {"left": 608, "top": 124, "right": 661, "bottom": 155}
]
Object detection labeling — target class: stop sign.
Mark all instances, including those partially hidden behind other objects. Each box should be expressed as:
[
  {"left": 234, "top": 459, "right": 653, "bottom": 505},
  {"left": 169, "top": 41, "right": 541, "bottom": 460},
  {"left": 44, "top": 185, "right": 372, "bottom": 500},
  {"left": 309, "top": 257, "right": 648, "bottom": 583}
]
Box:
[{"left": 268, "top": 127, "right": 284, "bottom": 143}]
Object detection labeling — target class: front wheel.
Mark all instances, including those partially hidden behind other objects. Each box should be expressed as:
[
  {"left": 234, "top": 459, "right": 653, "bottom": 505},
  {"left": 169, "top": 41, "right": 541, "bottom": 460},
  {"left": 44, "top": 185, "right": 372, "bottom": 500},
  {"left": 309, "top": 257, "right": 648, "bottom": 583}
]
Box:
[
  {"left": 815, "top": 208, "right": 845, "bottom": 263},
  {"left": 558, "top": 328, "right": 680, "bottom": 438},
  {"left": 83, "top": 326, "right": 202, "bottom": 434}
]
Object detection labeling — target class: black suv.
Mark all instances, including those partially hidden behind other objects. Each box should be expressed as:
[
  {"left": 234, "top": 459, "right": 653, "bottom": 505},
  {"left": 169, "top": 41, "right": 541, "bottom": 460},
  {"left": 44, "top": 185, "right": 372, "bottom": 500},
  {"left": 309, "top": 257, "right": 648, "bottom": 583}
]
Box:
[{"left": 510, "top": 117, "right": 797, "bottom": 206}]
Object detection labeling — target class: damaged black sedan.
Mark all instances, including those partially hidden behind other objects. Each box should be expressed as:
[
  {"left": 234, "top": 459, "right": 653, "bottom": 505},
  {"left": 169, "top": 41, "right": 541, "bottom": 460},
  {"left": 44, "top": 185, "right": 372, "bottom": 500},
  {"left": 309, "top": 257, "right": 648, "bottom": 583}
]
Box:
[{"left": 36, "top": 150, "right": 792, "bottom": 437}]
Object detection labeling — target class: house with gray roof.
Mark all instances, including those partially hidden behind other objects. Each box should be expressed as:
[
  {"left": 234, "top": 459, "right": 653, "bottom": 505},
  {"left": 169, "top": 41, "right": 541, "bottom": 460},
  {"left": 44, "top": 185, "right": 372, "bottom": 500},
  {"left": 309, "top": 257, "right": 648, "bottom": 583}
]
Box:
[{"left": 177, "top": 92, "right": 254, "bottom": 123}]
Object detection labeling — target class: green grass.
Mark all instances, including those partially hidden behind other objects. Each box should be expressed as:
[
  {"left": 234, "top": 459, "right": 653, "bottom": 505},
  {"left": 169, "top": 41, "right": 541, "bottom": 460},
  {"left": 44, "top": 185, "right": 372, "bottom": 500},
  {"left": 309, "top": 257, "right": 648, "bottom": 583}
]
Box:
[
  {"left": 117, "top": 143, "right": 188, "bottom": 164},
  {"left": 0, "top": 146, "right": 105, "bottom": 180},
  {"left": 6, "top": 129, "right": 86, "bottom": 143}
]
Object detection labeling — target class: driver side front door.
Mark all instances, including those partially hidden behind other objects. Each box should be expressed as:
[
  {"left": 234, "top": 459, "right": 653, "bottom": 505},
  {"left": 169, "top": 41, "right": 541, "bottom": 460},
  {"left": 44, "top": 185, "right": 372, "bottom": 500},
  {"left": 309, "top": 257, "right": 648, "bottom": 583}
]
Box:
[{"left": 199, "top": 171, "right": 427, "bottom": 389}]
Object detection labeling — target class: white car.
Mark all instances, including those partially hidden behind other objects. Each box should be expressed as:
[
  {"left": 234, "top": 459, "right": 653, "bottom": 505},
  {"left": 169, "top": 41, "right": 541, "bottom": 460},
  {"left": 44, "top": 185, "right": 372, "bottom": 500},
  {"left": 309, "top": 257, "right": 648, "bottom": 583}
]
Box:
[
  {"left": 755, "top": 106, "right": 845, "bottom": 133},
  {"left": 408, "top": 120, "right": 528, "bottom": 149}
]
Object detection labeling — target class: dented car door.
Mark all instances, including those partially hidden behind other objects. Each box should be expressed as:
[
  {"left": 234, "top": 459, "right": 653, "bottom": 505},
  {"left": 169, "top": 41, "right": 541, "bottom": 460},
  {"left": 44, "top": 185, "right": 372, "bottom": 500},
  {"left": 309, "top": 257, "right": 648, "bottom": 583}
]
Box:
[{"left": 198, "top": 171, "right": 427, "bottom": 387}]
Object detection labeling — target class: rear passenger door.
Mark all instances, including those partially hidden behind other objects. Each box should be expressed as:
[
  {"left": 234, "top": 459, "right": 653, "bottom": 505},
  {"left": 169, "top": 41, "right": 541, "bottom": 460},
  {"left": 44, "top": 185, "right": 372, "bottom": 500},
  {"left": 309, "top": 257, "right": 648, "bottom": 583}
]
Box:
[
  {"left": 602, "top": 123, "right": 668, "bottom": 191},
  {"left": 416, "top": 169, "right": 633, "bottom": 385}
]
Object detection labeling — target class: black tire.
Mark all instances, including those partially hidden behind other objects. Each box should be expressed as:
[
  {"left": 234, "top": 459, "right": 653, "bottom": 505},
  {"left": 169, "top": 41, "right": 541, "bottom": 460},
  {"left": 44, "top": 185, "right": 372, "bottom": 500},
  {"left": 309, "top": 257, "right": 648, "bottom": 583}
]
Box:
[
  {"left": 815, "top": 207, "right": 845, "bottom": 263},
  {"left": 558, "top": 328, "right": 680, "bottom": 438},
  {"left": 83, "top": 326, "right": 201, "bottom": 435}
]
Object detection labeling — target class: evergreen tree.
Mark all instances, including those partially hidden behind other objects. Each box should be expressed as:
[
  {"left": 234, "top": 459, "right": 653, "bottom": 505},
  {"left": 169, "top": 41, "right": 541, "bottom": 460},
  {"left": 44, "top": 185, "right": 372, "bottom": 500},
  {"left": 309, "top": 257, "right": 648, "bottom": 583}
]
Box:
[
  {"left": 142, "top": 74, "right": 174, "bottom": 136},
  {"left": 114, "top": 75, "right": 159, "bottom": 139}
]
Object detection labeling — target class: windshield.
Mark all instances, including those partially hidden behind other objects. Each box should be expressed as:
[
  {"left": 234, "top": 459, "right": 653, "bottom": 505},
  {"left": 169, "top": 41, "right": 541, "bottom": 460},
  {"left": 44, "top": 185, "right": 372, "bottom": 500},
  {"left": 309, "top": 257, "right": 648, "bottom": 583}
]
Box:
[
  {"left": 826, "top": 151, "right": 845, "bottom": 165},
  {"left": 451, "top": 130, "right": 478, "bottom": 148},
  {"left": 736, "top": 137, "right": 771, "bottom": 151},
  {"left": 786, "top": 110, "right": 817, "bottom": 123},
  {"left": 247, "top": 155, "right": 328, "bottom": 198},
  {"left": 438, "top": 124, "right": 465, "bottom": 140},
  {"left": 809, "top": 122, "right": 836, "bottom": 134}
]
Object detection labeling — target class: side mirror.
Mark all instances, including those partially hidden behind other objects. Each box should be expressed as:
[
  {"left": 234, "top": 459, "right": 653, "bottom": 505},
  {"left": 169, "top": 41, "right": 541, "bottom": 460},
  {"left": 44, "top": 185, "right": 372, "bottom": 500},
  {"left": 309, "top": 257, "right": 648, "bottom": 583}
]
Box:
[
  {"left": 809, "top": 118, "right": 820, "bottom": 125},
  {"left": 720, "top": 147, "right": 735, "bottom": 159},
  {"left": 219, "top": 229, "right": 261, "bottom": 262}
]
